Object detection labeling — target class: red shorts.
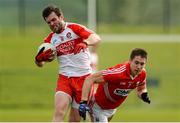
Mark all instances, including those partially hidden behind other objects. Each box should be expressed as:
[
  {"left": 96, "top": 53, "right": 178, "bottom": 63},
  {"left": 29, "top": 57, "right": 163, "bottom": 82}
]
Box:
[{"left": 56, "top": 74, "right": 90, "bottom": 104}]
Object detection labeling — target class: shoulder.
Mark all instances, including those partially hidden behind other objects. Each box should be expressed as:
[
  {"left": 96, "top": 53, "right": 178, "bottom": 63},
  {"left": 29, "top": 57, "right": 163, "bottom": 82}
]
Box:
[
  {"left": 101, "top": 63, "right": 126, "bottom": 83},
  {"left": 102, "top": 63, "right": 126, "bottom": 75},
  {"left": 67, "top": 22, "right": 93, "bottom": 33},
  {"left": 67, "top": 22, "right": 86, "bottom": 28},
  {"left": 44, "top": 32, "right": 55, "bottom": 43}
]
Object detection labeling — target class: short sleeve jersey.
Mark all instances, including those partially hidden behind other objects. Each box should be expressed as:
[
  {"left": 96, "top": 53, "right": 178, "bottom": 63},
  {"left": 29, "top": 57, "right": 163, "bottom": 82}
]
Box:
[
  {"left": 95, "top": 62, "right": 147, "bottom": 109},
  {"left": 44, "top": 22, "right": 93, "bottom": 76}
]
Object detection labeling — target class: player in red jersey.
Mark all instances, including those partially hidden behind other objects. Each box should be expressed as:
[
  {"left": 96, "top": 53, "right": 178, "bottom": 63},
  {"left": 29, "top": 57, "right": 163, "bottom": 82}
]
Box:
[
  {"left": 34, "top": 5, "right": 101, "bottom": 122},
  {"left": 79, "top": 48, "right": 151, "bottom": 122}
]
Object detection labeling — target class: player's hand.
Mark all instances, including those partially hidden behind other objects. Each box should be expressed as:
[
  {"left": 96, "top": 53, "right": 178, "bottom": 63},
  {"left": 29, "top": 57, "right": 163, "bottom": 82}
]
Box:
[
  {"left": 74, "top": 42, "right": 88, "bottom": 54},
  {"left": 141, "top": 92, "right": 151, "bottom": 104},
  {"left": 79, "top": 101, "right": 90, "bottom": 120},
  {"left": 35, "top": 48, "right": 54, "bottom": 62}
]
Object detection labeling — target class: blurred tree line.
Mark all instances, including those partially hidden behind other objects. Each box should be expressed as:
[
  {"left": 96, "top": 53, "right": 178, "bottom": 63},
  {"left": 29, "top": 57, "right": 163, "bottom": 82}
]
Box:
[{"left": 0, "top": 0, "right": 180, "bottom": 33}]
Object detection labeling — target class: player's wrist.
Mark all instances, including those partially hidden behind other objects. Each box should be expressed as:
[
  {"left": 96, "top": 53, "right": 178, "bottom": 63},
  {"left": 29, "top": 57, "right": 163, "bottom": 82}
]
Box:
[
  {"left": 80, "top": 100, "right": 87, "bottom": 104},
  {"left": 35, "top": 60, "right": 44, "bottom": 67},
  {"left": 82, "top": 41, "right": 88, "bottom": 46}
]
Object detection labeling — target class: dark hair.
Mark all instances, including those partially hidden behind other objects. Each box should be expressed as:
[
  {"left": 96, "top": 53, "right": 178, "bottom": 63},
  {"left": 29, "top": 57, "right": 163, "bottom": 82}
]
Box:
[
  {"left": 42, "top": 5, "right": 63, "bottom": 20},
  {"left": 130, "top": 48, "right": 148, "bottom": 60}
]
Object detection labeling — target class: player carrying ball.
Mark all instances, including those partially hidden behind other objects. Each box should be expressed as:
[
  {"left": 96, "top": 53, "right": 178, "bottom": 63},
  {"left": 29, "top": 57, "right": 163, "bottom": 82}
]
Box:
[{"left": 35, "top": 5, "right": 101, "bottom": 122}]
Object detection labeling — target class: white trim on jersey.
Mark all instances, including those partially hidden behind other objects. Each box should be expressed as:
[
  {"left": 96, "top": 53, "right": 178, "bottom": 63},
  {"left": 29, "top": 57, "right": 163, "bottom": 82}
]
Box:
[{"left": 102, "top": 65, "right": 126, "bottom": 75}]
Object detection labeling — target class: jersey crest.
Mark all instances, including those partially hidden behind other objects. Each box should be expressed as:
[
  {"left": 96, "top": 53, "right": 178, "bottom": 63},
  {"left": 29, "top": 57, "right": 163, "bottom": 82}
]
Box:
[{"left": 66, "top": 32, "right": 72, "bottom": 39}]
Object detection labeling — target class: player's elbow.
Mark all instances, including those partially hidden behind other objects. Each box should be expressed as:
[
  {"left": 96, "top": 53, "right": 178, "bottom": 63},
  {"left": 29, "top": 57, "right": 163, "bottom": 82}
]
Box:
[
  {"left": 87, "top": 34, "right": 101, "bottom": 46},
  {"left": 94, "top": 34, "right": 101, "bottom": 44}
]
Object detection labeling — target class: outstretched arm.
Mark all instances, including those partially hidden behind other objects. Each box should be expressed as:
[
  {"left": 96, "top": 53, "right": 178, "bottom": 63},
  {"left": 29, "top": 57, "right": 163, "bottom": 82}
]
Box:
[
  {"left": 79, "top": 71, "right": 105, "bottom": 120},
  {"left": 136, "top": 83, "right": 147, "bottom": 97},
  {"left": 136, "top": 84, "right": 151, "bottom": 104},
  {"left": 81, "top": 71, "right": 105, "bottom": 101}
]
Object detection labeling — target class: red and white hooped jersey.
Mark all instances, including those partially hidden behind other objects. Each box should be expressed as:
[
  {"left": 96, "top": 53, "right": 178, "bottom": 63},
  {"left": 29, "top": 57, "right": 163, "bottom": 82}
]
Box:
[
  {"left": 95, "top": 62, "right": 147, "bottom": 109},
  {"left": 44, "top": 22, "right": 93, "bottom": 76}
]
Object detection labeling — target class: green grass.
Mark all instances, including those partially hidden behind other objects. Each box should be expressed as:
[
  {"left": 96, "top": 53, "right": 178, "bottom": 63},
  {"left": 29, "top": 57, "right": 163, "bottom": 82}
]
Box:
[
  {"left": 0, "top": 108, "right": 53, "bottom": 122},
  {"left": 113, "top": 107, "right": 180, "bottom": 121},
  {"left": 0, "top": 28, "right": 180, "bottom": 121},
  {"left": 0, "top": 107, "right": 179, "bottom": 122}
]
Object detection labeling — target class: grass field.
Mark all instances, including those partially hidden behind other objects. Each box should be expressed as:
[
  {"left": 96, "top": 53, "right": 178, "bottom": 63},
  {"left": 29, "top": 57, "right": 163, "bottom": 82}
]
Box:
[
  {"left": 0, "top": 29, "right": 180, "bottom": 121},
  {"left": 0, "top": 107, "right": 179, "bottom": 122}
]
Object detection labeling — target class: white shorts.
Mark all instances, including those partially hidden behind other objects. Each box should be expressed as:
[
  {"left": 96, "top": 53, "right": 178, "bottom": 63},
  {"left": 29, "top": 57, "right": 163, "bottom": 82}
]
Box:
[{"left": 89, "top": 97, "right": 117, "bottom": 122}]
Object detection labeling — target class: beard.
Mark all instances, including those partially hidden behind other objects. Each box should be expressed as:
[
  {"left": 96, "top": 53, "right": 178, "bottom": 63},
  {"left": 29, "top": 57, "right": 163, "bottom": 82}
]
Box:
[
  {"left": 51, "top": 22, "right": 63, "bottom": 33},
  {"left": 53, "top": 26, "right": 61, "bottom": 33}
]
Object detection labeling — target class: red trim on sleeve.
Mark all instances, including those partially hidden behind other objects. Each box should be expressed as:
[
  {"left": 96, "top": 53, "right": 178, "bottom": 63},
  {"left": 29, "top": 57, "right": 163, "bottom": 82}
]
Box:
[
  {"left": 68, "top": 23, "right": 93, "bottom": 39},
  {"left": 44, "top": 32, "right": 54, "bottom": 43}
]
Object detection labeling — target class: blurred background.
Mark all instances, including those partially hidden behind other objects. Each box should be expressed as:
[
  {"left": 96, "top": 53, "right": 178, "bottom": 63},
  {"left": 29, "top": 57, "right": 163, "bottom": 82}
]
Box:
[{"left": 0, "top": 0, "right": 179, "bottom": 121}]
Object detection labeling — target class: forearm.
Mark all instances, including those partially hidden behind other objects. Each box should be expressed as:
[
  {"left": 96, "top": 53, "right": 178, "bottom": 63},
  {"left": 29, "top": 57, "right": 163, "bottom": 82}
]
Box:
[
  {"left": 81, "top": 72, "right": 104, "bottom": 101},
  {"left": 81, "top": 76, "right": 94, "bottom": 101},
  {"left": 137, "top": 87, "right": 147, "bottom": 98},
  {"left": 137, "top": 84, "right": 151, "bottom": 104},
  {"left": 137, "top": 84, "right": 147, "bottom": 98}
]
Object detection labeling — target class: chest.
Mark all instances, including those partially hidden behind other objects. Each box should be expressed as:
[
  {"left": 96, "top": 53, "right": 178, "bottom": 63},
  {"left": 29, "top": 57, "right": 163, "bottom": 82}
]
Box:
[
  {"left": 50, "top": 28, "right": 83, "bottom": 56},
  {"left": 107, "top": 80, "right": 142, "bottom": 97},
  {"left": 113, "top": 80, "right": 141, "bottom": 89},
  {"left": 50, "top": 28, "right": 79, "bottom": 47}
]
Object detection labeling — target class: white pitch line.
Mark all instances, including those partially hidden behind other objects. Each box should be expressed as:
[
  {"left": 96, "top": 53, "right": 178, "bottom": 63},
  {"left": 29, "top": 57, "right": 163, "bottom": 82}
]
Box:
[{"left": 100, "top": 34, "right": 180, "bottom": 42}]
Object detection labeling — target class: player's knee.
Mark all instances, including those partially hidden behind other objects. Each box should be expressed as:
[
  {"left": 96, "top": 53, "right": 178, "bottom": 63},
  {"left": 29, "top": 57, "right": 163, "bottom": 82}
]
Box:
[
  {"left": 54, "top": 104, "right": 68, "bottom": 118},
  {"left": 54, "top": 108, "right": 65, "bottom": 118}
]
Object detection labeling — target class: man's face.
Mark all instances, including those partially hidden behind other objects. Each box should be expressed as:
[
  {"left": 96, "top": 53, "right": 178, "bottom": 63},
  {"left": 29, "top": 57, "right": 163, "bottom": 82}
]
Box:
[
  {"left": 130, "top": 55, "right": 146, "bottom": 76},
  {"left": 45, "top": 12, "right": 64, "bottom": 33}
]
